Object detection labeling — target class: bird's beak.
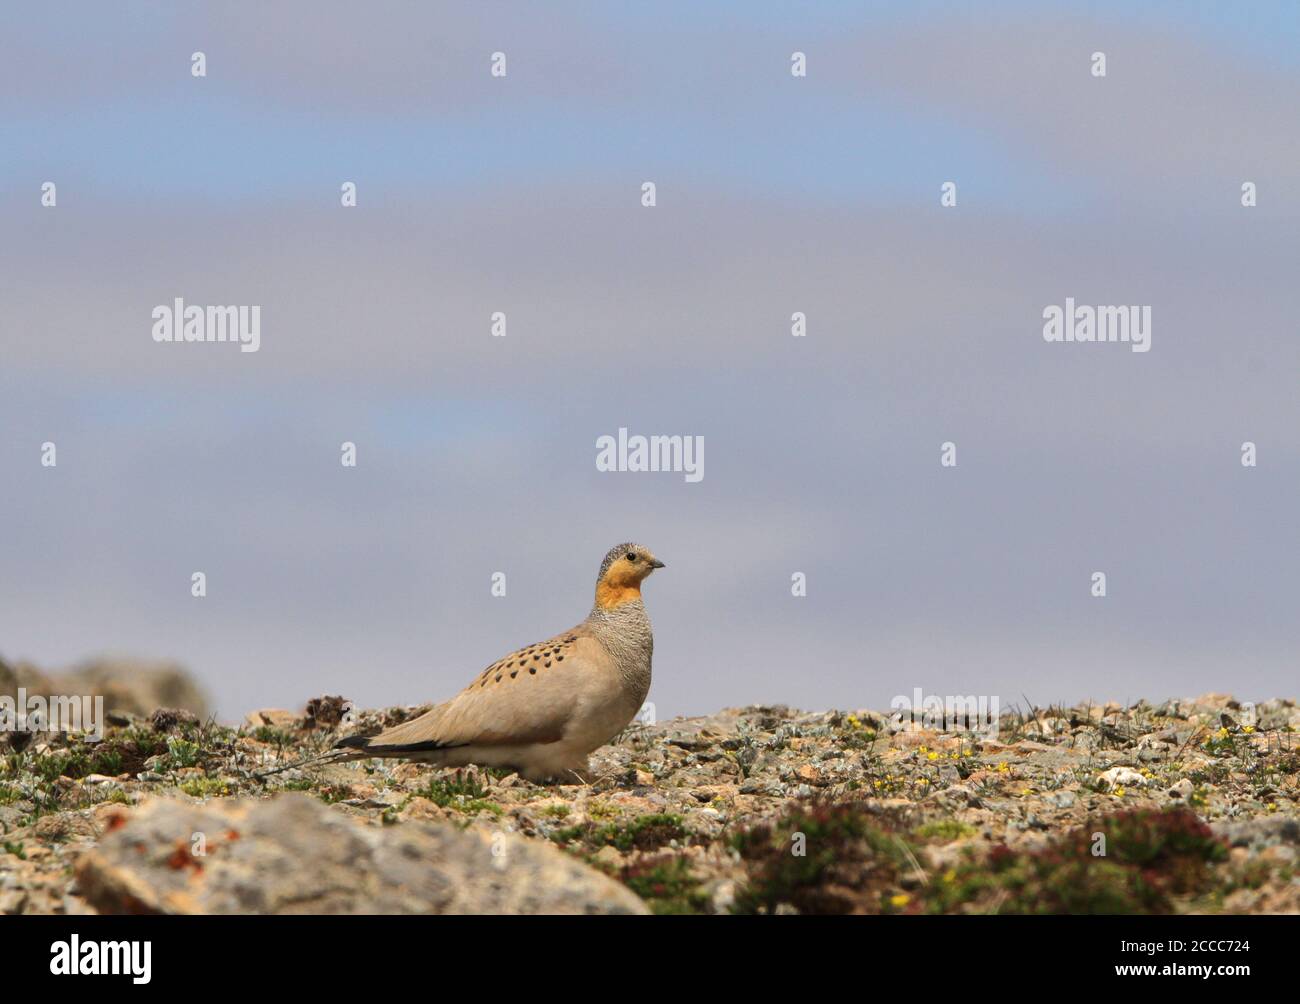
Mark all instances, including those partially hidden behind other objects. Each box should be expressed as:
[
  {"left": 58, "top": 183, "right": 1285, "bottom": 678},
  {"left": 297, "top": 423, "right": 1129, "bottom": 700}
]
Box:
[{"left": 649, "top": 558, "right": 666, "bottom": 569}]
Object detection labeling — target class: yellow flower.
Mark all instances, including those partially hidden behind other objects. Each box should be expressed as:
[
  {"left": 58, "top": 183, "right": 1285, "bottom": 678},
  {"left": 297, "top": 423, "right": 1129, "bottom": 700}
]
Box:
[
  {"left": 996, "top": 762, "right": 1010, "bottom": 774},
  {"left": 927, "top": 751, "right": 939, "bottom": 761},
  {"left": 1113, "top": 786, "right": 1126, "bottom": 797},
  {"left": 889, "top": 893, "right": 910, "bottom": 908},
  {"left": 1243, "top": 725, "right": 1255, "bottom": 734}
]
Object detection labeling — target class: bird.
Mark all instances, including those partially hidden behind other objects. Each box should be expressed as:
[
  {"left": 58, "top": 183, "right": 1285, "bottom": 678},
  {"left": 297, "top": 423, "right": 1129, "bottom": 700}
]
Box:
[{"left": 304, "top": 542, "right": 664, "bottom": 783}]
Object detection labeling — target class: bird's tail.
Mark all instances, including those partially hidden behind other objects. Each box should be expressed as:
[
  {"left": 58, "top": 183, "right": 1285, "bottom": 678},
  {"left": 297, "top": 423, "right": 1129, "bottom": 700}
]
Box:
[{"left": 253, "top": 734, "right": 373, "bottom": 780}]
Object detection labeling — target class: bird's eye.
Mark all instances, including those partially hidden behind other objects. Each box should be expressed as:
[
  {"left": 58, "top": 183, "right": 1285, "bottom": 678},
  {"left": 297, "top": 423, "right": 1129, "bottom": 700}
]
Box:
[{"left": 626, "top": 553, "right": 637, "bottom": 562}]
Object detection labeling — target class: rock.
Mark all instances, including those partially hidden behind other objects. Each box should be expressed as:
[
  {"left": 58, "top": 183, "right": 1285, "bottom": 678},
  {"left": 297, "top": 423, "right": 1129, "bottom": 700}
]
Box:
[
  {"left": 1261, "top": 844, "right": 1296, "bottom": 866},
  {"left": 0, "top": 657, "right": 17, "bottom": 699},
  {"left": 243, "top": 709, "right": 299, "bottom": 731},
  {"left": 303, "top": 695, "right": 350, "bottom": 730},
  {"left": 793, "top": 764, "right": 825, "bottom": 786},
  {"left": 1211, "top": 816, "right": 1300, "bottom": 850},
  {"left": 1, "top": 728, "right": 34, "bottom": 753},
  {"left": 150, "top": 707, "right": 199, "bottom": 733},
  {"left": 1097, "top": 767, "right": 1146, "bottom": 790},
  {"left": 55, "top": 659, "right": 210, "bottom": 719},
  {"left": 1251, "top": 699, "right": 1295, "bottom": 731},
  {"left": 926, "top": 784, "right": 981, "bottom": 808},
  {"left": 2, "top": 658, "right": 53, "bottom": 695},
  {"left": 1, "top": 656, "right": 206, "bottom": 720},
  {"left": 341, "top": 796, "right": 395, "bottom": 809},
  {"left": 1167, "top": 778, "right": 1194, "bottom": 800},
  {"left": 75, "top": 793, "right": 648, "bottom": 915}
]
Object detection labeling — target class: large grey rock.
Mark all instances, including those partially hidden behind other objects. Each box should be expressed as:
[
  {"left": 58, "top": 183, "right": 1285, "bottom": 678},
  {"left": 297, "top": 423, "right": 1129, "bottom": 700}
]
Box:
[
  {"left": 60, "top": 658, "right": 210, "bottom": 719},
  {"left": 0, "top": 655, "right": 209, "bottom": 719},
  {"left": 75, "top": 793, "right": 647, "bottom": 915},
  {"left": 1212, "top": 816, "right": 1300, "bottom": 850}
]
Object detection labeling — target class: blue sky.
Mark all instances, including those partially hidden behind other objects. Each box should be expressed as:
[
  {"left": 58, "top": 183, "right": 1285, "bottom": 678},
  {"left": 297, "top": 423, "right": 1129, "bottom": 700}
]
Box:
[{"left": 1, "top": 2, "right": 1297, "bottom": 720}]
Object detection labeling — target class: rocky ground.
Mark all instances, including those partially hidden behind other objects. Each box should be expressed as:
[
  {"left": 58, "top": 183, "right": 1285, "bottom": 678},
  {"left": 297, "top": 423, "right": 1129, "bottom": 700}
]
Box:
[{"left": 1, "top": 684, "right": 1298, "bottom": 914}]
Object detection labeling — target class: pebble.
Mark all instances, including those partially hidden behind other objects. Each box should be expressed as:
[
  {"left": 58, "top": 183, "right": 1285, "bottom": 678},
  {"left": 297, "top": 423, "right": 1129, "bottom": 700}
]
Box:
[
  {"left": 1167, "top": 778, "right": 1194, "bottom": 800},
  {"left": 1098, "top": 767, "right": 1147, "bottom": 789}
]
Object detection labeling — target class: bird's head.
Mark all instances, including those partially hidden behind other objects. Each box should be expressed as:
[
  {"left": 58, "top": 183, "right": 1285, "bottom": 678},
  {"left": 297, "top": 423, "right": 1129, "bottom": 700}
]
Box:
[{"left": 595, "top": 542, "right": 665, "bottom": 609}]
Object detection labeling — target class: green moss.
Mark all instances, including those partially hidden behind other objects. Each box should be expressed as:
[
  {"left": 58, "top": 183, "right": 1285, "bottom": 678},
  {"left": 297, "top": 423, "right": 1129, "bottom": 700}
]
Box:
[
  {"left": 621, "top": 856, "right": 710, "bottom": 914},
  {"left": 251, "top": 725, "right": 295, "bottom": 746},
  {"left": 414, "top": 771, "right": 502, "bottom": 815},
  {"left": 554, "top": 813, "right": 688, "bottom": 852},
  {"left": 731, "top": 802, "right": 904, "bottom": 914},
  {"left": 179, "top": 777, "right": 232, "bottom": 799},
  {"left": 313, "top": 785, "right": 353, "bottom": 805},
  {"left": 926, "top": 808, "right": 1229, "bottom": 915},
  {"left": 913, "top": 819, "right": 977, "bottom": 841},
  {"left": 730, "top": 803, "right": 1230, "bottom": 916},
  {"left": 164, "top": 738, "right": 202, "bottom": 770},
  {"left": 30, "top": 727, "right": 171, "bottom": 783},
  {"left": 33, "top": 749, "right": 87, "bottom": 784}
]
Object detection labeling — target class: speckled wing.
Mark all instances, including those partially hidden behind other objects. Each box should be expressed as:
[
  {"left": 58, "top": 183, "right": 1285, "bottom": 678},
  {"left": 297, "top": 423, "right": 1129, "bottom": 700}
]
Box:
[{"left": 348, "top": 629, "right": 601, "bottom": 753}]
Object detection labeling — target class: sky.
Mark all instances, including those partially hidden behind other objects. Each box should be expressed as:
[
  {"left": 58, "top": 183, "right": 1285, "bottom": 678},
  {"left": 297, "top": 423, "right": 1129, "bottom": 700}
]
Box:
[{"left": 1, "top": 2, "right": 1297, "bottom": 722}]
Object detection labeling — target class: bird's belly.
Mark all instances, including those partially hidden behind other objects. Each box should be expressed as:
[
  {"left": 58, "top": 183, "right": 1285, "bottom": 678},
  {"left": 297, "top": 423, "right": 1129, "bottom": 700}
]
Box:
[{"left": 569, "top": 681, "right": 645, "bottom": 750}]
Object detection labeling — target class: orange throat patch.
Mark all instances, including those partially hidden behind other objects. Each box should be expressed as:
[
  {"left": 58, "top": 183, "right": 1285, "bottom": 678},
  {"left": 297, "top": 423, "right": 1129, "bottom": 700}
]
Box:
[{"left": 595, "top": 579, "right": 642, "bottom": 609}]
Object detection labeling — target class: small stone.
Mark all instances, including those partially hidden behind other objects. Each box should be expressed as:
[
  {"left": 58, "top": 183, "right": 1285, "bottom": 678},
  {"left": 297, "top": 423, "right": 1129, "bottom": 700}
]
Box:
[
  {"left": 1262, "top": 844, "right": 1296, "bottom": 866},
  {"left": 1167, "top": 778, "right": 1194, "bottom": 800},
  {"left": 150, "top": 707, "right": 199, "bottom": 733},
  {"left": 794, "top": 764, "right": 822, "bottom": 785},
  {"left": 1098, "top": 767, "right": 1146, "bottom": 790},
  {"left": 303, "top": 695, "right": 350, "bottom": 730},
  {"left": 244, "top": 709, "right": 299, "bottom": 731}
]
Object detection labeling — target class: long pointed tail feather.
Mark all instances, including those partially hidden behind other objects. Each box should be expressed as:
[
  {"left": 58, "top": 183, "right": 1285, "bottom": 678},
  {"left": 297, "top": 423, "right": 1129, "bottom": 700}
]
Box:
[{"left": 253, "top": 735, "right": 370, "bottom": 780}]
